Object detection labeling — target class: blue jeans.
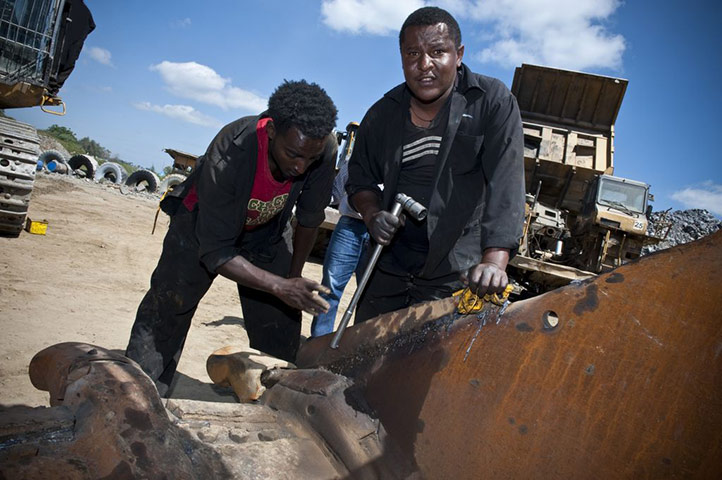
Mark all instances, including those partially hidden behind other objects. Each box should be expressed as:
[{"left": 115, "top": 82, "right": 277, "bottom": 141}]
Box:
[{"left": 311, "top": 216, "right": 369, "bottom": 337}]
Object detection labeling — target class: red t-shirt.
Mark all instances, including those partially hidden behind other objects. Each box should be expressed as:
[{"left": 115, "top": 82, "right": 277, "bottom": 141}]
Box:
[
  {"left": 244, "top": 118, "right": 292, "bottom": 230},
  {"left": 182, "top": 118, "right": 292, "bottom": 231}
]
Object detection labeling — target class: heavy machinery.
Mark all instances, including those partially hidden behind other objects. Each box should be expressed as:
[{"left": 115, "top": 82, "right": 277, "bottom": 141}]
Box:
[
  {"left": 314, "top": 121, "right": 359, "bottom": 235},
  {"left": 0, "top": 0, "right": 93, "bottom": 236},
  {"left": 160, "top": 147, "right": 198, "bottom": 192},
  {"left": 508, "top": 64, "right": 663, "bottom": 294}
]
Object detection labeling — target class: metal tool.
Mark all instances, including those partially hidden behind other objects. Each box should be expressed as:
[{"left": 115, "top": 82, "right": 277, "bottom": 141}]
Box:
[{"left": 330, "top": 193, "right": 427, "bottom": 349}]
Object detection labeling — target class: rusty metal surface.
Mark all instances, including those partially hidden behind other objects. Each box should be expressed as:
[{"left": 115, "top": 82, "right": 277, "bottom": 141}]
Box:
[
  {"left": 3, "top": 342, "right": 230, "bottom": 479},
  {"left": 261, "top": 369, "right": 415, "bottom": 479},
  {"left": 299, "top": 231, "right": 722, "bottom": 479}
]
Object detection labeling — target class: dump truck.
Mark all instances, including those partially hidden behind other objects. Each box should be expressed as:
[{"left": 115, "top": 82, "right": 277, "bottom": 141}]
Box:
[
  {"left": 0, "top": 0, "right": 94, "bottom": 236},
  {"left": 507, "top": 64, "right": 663, "bottom": 295},
  {"left": 159, "top": 147, "right": 198, "bottom": 192}
]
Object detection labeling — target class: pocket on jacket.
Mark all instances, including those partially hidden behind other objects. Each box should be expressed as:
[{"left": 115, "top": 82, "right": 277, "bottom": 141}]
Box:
[{"left": 449, "top": 133, "right": 484, "bottom": 174}]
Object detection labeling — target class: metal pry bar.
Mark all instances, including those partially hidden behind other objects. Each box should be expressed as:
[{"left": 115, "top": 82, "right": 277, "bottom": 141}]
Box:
[{"left": 329, "top": 193, "right": 427, "bottom": 349}]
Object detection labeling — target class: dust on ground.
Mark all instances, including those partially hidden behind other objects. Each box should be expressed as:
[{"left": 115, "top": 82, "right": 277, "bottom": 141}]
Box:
[{"left": 0, "top": 173, "right": 356, "bottom": 406}]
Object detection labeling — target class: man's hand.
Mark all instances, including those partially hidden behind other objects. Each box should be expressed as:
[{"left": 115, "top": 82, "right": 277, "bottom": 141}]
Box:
[
  {"left": 217, "top": 255, "right": 329, "bottom": 315},
  {"left": 461, "top": 263, "right": 508, "bottom": 297},
  {"left": 276, "top": 277, "right": 331, "bottom": 315},
  {"left": 366, "top": 210, "right": 403, "bottom": 245},
  {"left": 460, "top": 247, "right": 511, "bottom": 297},
  {"left": 350, "top": 190, "right": 403, "bottom": 246}
]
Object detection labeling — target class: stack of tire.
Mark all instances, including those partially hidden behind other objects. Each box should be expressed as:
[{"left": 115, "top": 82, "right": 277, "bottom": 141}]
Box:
[
  {"left": 123, "top": 168, "right": 160, "bottom": 194},
  {"left": 68, "top": 154, "right": 99, "bottom": 179},
  {"left": 122, "top": 171, "right": 187, "bottom": 195},
  {"left": 37, "top": 150, "right": 69, "bottom": 174},
  {"left": 159, "top": 173, "right": 186, "bottom": 193},
  {"left": 95, "top": 161, "right": 128, "bottom": 184}
]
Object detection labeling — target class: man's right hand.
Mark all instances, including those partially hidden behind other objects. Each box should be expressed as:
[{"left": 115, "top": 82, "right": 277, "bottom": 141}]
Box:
[
  {"left": 366, "top": 210, "right": 403, "bottom": 245},
  {"left": 276, "top": 277, "right": 331, "bottom": 315}
]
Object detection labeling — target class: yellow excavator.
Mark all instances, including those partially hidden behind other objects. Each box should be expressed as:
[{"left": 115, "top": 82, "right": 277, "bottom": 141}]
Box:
[{"left": 0, "top": 0, "right": 94, "bottom": 236}]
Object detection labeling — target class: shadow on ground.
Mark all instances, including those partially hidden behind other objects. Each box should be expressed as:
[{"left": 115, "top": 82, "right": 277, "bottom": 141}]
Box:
[
  {"left": 202, "top": 315, "right": 245, "bottom": 328},
  {"left": 169, "top": 372, "right": 238, "bottom": 403}
]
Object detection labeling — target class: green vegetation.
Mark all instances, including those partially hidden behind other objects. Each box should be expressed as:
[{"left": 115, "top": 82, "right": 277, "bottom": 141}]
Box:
[
  {"left": 40, "top": 124, "right": 147, "bottom": 174},
  {"left": 41, "top": 125, "right": 84, "bottom": 155}
]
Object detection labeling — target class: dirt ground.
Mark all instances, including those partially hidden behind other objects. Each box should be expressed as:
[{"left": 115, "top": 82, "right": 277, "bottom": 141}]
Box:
[{"left": 0, "top": 173, "right": 355, "bottom": 407}]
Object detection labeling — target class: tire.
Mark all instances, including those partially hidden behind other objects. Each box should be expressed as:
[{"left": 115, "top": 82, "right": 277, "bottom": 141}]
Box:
[
  {"left": 159, "top": 173, "right": 187, "bottom": 193},
  {"left": 95, "top": 162, "right": 127, "bottom": 184},
  {"left": 68, "top": 154, "right": 99, "bottom": 179},
  {"left": 0, "top": 117, "right": 40, "bottom": 237},
  {"left": 125, "top": 169, "right": 160, "bottom": 193},
  {"left": 38, "top": 149, "right": 68, "bottom": 174}
]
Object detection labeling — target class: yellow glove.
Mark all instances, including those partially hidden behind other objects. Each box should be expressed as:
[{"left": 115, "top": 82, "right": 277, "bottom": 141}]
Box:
[{"left": 453, "top": 284, "right": 513, "bottom": 314}]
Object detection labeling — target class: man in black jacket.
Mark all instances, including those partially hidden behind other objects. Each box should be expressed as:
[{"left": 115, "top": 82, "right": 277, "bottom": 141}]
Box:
[
  {"left": 346, "top": 7, "right": 525, "bottom": 322},
  {"left": 126, "top": 80, "right": 337, "bottom": 396}
]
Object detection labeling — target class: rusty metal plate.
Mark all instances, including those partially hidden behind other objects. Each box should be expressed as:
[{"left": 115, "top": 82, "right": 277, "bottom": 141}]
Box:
[{"left": 300, "top": 231, "right": 722, "bottom": 479}]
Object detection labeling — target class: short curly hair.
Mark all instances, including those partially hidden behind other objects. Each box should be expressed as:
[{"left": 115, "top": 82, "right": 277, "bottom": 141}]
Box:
[
  {"left": 267, "top": 80, "right": 338, "bottom": 139},
  {"left": 399, "top": 7, "right": 462, "bottom": 49}
]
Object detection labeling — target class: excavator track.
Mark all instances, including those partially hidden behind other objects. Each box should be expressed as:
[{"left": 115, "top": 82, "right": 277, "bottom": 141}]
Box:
[{"left": 0, "top": 116, "right": 40, "bottom": 236}]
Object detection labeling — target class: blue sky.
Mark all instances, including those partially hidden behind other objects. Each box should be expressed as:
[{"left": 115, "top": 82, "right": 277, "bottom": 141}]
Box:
[{"left": 12, "top": 0, "right": 722, "bottom": 216}]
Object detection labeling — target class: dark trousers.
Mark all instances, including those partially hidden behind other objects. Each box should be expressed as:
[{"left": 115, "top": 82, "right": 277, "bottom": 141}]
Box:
[
  {"left": 355, "top": 267, "right": 463, "bottom": 324},
  {"left": 125, "top": 208, "right": 300, "bottom": 397}
]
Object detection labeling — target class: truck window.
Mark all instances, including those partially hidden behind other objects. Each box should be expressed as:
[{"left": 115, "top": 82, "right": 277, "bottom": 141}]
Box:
[{"left": 597, "top": 178, "right": 646, "bottom": 213}]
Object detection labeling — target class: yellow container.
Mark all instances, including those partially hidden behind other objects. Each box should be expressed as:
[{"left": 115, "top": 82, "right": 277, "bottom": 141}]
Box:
[{"left": 25, "top": 218, "right": 48, "bottom": 235}]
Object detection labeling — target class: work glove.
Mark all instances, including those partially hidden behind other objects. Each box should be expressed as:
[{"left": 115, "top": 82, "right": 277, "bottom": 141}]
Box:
[{"left": 366, "top": 210, "right": 404, "bottom": 245}]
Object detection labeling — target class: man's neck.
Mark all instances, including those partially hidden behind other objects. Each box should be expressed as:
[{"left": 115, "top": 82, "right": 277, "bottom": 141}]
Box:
[{"left": 410, "top": 85, "right": 453, "bottom": 118}]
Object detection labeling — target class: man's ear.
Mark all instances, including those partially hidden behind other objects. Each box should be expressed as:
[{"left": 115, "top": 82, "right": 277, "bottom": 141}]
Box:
[
  {"left": 266, "top": 120, "right": 276, "bottom": 141},
  {"left": 456, "top": 44, "right": 465, "bottom": 67}
]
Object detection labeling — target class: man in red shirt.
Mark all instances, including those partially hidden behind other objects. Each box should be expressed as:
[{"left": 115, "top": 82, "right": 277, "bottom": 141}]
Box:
[{"left": 126, "top": 80, "right": 338, "bottom": 396}]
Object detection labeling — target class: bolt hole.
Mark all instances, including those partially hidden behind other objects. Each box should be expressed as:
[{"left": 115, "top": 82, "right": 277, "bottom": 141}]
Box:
[
  {"left": 0, "top": 159, "right": 9, "bottom": 167},
  {"left": 542, "top": 311, "right": 559, "bottom": 329},
  {"left": 306, "top": 404, "right": 316, "bottom": 416}
]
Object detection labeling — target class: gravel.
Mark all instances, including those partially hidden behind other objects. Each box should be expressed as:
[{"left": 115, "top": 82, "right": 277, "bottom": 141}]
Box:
[{"left": 643, "top": 209, "right": 721, "bottom": 254}]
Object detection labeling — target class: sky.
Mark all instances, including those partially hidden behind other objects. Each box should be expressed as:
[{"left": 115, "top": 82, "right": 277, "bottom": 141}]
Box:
[{"left": 11, "top": 0, "right": 722, "bottom": 216}]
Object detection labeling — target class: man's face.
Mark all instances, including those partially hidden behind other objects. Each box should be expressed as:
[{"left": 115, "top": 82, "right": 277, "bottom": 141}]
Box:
[
  {"left": 267, "top": 123, "right": 326, "bottom": 181},
  {"left": 401, "top": 23, "right": 464, "bottom": 104}
]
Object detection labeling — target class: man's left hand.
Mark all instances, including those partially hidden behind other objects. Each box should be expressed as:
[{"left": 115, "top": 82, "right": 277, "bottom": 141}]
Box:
[
  {"left": 459, "top": 247, "right": 511, "bottom": 297},
  {"left": 460, "top": 262, "right": 508, "bottom": 298}
]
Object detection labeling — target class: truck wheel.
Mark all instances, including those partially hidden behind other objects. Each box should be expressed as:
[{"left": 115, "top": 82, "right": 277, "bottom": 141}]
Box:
[
  {"left": 94, "top": 162, "right": 127, "bottom": 184},
  {"left": 159, "top": 173, "right": 187, "bottom": 193},
  {"left": 0, "top": 118, "right": 40, "bottom": 237},
  {"left": 125, "top": 169, "right": 160, "bottom": 193},
  {"left": 68, "top": 154, "right": 99, "bottom": 179}
]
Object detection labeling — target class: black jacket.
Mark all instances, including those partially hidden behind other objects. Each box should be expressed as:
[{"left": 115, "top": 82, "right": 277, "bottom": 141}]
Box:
[
  {"left": 162, "top": 114, "right": 336, "bottom": 273},
  {"left": 346, "top": 63, "right": 525, "bottom": 279}
]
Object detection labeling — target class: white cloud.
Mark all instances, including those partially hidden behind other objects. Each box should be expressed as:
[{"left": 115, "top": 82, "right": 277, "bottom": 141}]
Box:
[
  {"left": 149, "top": 61, "right": 267, "bottom": 112},
  {"left": 321, "top": 0, "right": 625, "bottom": 71},
  {"left": 470, "top": 0, "right": 625, "bottom": 71},
  {"left": 321, "top": 0, "right": 424, "bottom": 35},
  {"left": 172, "top": 17, "right": 192, "bottom": 28},
  {"left": 671, "top": 182, "right": 722, "bottom": 216},
  {"left": 87, "top": 47, "right": 114, "bottom": 67},
  {"left": 133, "top": 101, "right": 222, "bottom": 128}
]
